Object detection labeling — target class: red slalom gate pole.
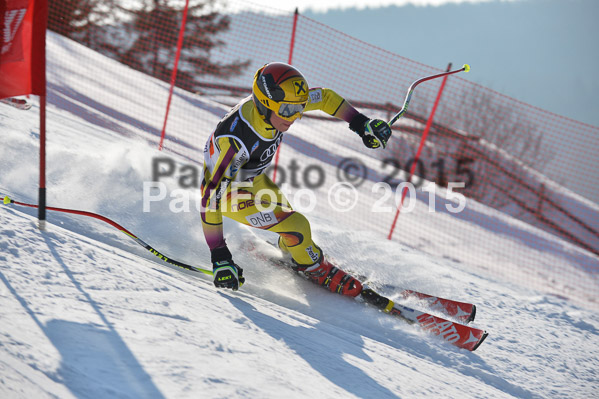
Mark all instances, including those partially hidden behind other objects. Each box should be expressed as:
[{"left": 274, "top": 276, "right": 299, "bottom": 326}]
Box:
[
  {"left": 288, "top": 8, "right": 299, "bottom": 65},
  {"left": 39, "top": 94, "right": 47, "bottom": 230},
  {"left": 272, "top": 7, "right": 299, "bottom": 184},
  {"left": 387, "top": 63, "right": 453, "bottom": 240},
  {"left": 159, "top": 0, "right": 190, "bottom": 151}
]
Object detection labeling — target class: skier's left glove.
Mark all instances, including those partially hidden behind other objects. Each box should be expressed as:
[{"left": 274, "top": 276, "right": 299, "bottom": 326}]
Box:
[
  {"left": 349, "top": 113, "right": 392, "bottom": 149},
  {"left": 211, "top": 246, "right": 245, "bottom": 291}
]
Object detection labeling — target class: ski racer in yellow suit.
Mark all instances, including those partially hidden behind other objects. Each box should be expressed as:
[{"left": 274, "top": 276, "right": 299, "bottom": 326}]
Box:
[{"left": 202, "top": 62, "right": 392, "bottom": 298}]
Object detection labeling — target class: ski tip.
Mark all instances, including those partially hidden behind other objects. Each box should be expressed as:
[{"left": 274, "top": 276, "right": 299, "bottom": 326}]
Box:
[
  {"left": 471, "top": 331, "right": 489, "bottom": 351},
  {"left": 3, "top": 196, "right": 11, "bottom": 205},
  {"left": 463, "top": 64, "right": 471, "bottom": 73},
  {"left": 467, "top": 304, "right": 477, "bottom": 323}
]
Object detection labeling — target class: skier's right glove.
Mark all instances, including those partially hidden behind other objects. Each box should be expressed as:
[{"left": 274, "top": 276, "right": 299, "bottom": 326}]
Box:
[
  {"left": 211, "top": 246, "right": 245, "bottom": 291},
  {"left": 349, "top": 113, "right": 392, "bottom": 149}
]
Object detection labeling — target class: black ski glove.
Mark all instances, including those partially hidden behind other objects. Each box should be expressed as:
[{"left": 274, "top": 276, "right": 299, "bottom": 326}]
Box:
[
  {"left": 349, "top": 113, "right": 392, "bottom": 149},
  {"left": 211, "top": 246, "right": 245, "bottom": 291}
]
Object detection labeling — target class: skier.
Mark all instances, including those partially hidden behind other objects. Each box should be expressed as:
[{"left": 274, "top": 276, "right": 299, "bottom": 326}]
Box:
[{"left": 201, "top": 62, "right": 392, "bottom": 299}]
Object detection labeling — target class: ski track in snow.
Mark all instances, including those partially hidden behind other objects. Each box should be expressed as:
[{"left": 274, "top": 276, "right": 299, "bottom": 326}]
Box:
[{"left": 1, "top": 32, "right": 598, "bottom": 398}]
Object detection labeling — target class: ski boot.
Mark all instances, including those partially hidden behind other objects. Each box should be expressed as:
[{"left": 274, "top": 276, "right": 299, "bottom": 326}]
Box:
[{"left": 298, "top": 258, "right": 363, "bottom": 297}]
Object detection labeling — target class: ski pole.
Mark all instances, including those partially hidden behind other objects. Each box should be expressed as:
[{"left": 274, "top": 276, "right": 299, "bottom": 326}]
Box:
[
  {"left": 2, "top": 195, "right": 213, "bottom": 276},
  {"left": 388, "top": 64, "right": 470, "bottom": 127}
]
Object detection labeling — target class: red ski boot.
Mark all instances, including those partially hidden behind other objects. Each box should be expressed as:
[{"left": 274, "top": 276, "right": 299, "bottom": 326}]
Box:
[{"left": 300, "top": 258, "right": 363, "bottom": 297}]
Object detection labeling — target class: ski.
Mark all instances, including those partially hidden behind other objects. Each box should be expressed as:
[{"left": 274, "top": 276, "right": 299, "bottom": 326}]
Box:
[
  {"left": 262, "top": 248, "right": 477, "bottom": 323},
  {"left": 356, "top": 278, "right": 477, "bottom": 323},
  {"left": 1, "top": 98, "right": 32, "bottom": 110},
  {"left": 265, "top": 256, "right": 487, "bottom": 350},
  {"left": 397, "top": 290, "right": 476, "bottom": 324},
  {"left": 388, "top": 300, "right": 487, "bottom": 351},
  {"left": 361, "top": 289, "right": 487, "bottom": 351}
]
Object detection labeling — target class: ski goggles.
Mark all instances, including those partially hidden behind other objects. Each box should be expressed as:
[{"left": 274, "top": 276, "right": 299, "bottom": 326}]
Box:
[{"left": 278, "top": 101, "right": 307, "bottom": 120}]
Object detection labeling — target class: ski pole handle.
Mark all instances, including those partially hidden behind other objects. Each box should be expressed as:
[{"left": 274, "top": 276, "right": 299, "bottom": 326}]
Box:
[{"left": 388, "top": 64, "right": 470, "bottom": 127}]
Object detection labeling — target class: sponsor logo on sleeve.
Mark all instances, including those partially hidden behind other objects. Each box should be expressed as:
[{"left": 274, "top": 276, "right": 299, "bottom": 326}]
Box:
[
  {"left": 230, "top": 116, "right": 239, "bottom": 132},
  {"left": 228, "top": 150, "right": 249, "bottom": 177},
  {"left": 309, "top": 89, "right": 322, "bottom": 104}
]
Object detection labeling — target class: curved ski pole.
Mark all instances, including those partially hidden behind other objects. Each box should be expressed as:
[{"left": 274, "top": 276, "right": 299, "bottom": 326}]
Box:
[
  {"left": 388, "top": 64, "right": 470, "bottom": 127},
  {"left": 2, "top": 195, "right": 213, "bottom": 276}
]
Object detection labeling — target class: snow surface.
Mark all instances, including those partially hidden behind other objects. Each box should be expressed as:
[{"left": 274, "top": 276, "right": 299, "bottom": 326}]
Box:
[{"left": 1, "top": 32, "right": 598, "bottom": 398}]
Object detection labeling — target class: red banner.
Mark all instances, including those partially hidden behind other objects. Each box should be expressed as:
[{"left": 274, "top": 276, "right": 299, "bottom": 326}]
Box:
[{"left": 0, "top": 0, "right": 47, "bottom": 98}]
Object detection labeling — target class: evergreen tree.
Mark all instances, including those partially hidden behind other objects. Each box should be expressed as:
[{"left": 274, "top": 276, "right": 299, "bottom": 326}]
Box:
[
  {"left": 48, "top": 0, "right": 248, "bottom": 88},
  {"left": 48, "top": 0, "right": 111, "bottom": 46},
  {"left": 107, "top": 0, "right": 249, "bottom": 90}
]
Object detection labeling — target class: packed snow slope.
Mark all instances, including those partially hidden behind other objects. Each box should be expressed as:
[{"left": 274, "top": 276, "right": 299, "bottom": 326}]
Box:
[{"left": 1, "top": 32, "right": 598, "bottom": 398}]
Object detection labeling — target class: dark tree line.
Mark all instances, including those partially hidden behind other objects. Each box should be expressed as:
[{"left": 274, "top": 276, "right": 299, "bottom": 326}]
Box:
[{"left": 48, "top": 0, "right": 249, "bottom": 92}]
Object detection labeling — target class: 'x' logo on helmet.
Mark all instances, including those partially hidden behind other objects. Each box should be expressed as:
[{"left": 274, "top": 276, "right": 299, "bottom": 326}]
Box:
[{"left": 294, "top": 80, "right": 306, "bottom": 95}]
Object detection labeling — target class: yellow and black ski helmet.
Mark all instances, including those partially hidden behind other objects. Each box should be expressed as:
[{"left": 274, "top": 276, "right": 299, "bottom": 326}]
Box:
[{"left": 252, "top": 62, "right": 309, "bottom": 122}]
